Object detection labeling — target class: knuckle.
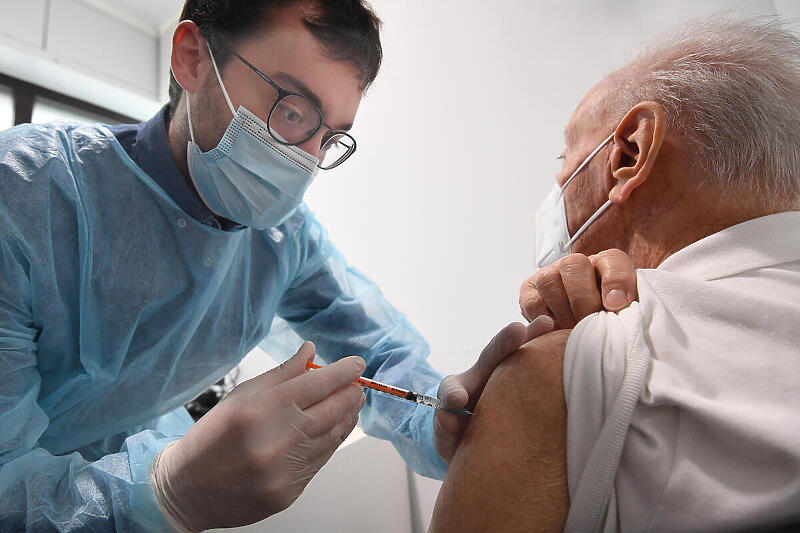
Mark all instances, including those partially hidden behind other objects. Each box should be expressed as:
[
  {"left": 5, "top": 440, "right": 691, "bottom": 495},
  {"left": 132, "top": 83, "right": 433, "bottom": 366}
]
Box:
[
  {"left": 533, "top": 266, "right": 561, "bottom": 291},
  {"left": 438, "top": 375, "right": 461, "bottom": 399},
  {"left": 260, "top": 474, "right": 294, "bottom": 508},
  {"left": 519, "top": 278, "right": 540, "bottom": 307},
  {"left": 293, "top": 411, "right": 315, "bottom": 436},
  {"left": 559, "top": 253, "right": 592, "bottom": 275},
  {"left": 228, "top": 404, "right": 259, "bottom": 435},
  {"left": 520, "top": 292, "right": 544, "bottom": 314},
  {"left": 522, "top": 297, "right": 548, "bottom": 317},
  {"left": 520, "top": 275, "right": 538, "bottom": 293},
  {"left": 250, "top": 444, "right": 281, "bottom": 475},
  {"left": 597, "top": 248, "right": 629, "bottom": 268}
]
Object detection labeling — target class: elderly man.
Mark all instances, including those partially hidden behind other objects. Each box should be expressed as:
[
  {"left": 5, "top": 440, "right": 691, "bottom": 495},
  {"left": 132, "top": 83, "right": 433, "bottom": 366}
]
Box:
[{"left": 430, "top": 16, "right": 800, "bottom": 532}]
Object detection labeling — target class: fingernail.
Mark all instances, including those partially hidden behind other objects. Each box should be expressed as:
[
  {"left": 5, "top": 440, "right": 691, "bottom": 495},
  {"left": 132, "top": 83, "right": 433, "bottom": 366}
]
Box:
[
  {"left": 606, "top": 289, "right": 626, "bottom": 310},
  {"left": 354, "top": 357, "right": 366, "bottom": 373}
]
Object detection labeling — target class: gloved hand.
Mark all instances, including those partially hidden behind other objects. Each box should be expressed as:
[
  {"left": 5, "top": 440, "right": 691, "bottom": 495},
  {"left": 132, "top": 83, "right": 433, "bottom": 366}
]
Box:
[
  {"left": 150, "top": 342, "right": 366, "bottom": 532},
  {"left": 434, "top": 316, "right": 555, "bottom": 465},
  {"left": 519, "top": 249, "right": 638, "bottom": 328}
]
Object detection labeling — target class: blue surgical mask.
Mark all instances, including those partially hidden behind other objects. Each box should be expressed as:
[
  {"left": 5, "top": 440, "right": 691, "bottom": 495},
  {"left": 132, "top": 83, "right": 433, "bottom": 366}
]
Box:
[
  {"left": 535, "top": 133, "right": 614, "bottom": 268},
  {"left": 185, "top": 44, "right": 319, "bottom": 230}
]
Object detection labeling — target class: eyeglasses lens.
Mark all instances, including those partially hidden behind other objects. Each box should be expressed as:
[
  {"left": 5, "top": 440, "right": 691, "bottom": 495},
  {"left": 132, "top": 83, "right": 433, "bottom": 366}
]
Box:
[
  {"left": 268, "top": 94, "right": 322, "bottom": 144},
  {"left": 319, "top": 133, "right": 355, "bottom": 169}
]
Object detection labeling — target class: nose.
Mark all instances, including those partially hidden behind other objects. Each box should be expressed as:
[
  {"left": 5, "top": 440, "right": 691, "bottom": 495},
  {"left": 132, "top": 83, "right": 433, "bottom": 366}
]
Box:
[{"left": 295, "top": 130, "right": 326, "bottom": 161}]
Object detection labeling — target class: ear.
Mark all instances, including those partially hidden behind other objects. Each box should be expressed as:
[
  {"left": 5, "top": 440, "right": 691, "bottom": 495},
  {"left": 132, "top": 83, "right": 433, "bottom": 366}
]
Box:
[
  {"left": 608, "top": 101, "right": 666, "bottom": 204},
  {"left": 170, "top": 20, "right": 209, "bottom": 95}
]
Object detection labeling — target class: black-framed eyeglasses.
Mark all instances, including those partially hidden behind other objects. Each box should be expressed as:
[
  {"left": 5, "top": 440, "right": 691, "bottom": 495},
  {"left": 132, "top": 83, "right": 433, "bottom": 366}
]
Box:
[{"left": 233, "top": 52, "right": 357, "bottom": 170}]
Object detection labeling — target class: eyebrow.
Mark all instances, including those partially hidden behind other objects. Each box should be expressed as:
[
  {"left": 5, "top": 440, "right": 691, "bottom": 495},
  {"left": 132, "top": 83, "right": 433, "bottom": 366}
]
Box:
[{"left": 272, "top": 71, "right": 354, "bottom": 132}]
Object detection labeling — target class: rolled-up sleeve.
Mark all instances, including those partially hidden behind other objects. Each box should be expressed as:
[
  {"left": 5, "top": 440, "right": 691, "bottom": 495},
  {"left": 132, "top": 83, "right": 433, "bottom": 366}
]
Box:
[{"left": 562, "top": 304, "right": 646, "bottom": 533}]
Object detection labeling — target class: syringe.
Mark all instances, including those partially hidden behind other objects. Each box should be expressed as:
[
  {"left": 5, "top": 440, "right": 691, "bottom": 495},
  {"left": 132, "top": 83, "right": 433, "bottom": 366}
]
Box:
[{"left": 306, "top": 361, "right": 472, "bottom": 416}]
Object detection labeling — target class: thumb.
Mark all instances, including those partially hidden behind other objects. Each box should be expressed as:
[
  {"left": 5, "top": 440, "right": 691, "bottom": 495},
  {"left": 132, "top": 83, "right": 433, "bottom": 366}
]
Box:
[
  {"left": 437, "top": 375, "right": 469, "bottom": 408},
  {"left": 525, "top": 314, "right": 555, "bottom": 341},
  {"left": 589, "top": 249, "right": 637, "bottom": 312}
]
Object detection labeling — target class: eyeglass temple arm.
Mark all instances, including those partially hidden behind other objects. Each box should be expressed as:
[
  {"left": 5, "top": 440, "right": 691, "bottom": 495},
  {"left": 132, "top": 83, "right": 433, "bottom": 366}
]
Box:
[
  {"left": 232, "top": 50, "right": 348, "bottom": 142},
  {"left": 232, "top": 52, "right": 284, "bottom": 95}
]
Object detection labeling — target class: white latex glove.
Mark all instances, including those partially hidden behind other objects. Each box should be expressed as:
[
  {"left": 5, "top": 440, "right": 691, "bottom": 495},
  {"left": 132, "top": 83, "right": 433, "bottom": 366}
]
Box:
[
  {"left": 434, "top": 316, "right": 555, "bottom": 465},
  {"left": 150, "top": 342, "right": 366, "bottom": 532}
]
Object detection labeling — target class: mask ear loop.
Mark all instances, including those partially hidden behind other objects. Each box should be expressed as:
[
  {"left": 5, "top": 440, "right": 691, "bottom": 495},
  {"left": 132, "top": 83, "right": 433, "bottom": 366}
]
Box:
[
  {"left": 562, "top": 133, "right": 615, "bottom": 249},
  {"left": 561, "top": 133, "right": 614, "bottom": 191},
  {"left": 173, "top": 61, "right": 199, "bottom": 146},
  {"left": 206, "top": 42, "right": 236, "bottom": 118},
  {"left": 185, "top": 91, "right": 197, "bottom": 145},
  {"left": 182, "top": 40, "right": 236, "bottom": 145}
]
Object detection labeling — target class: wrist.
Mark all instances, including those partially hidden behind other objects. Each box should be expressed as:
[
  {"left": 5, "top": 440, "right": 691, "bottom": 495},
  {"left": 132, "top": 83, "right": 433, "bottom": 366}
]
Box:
[{"left": 150, "top": 442, "right": 200, "bottom": 533}]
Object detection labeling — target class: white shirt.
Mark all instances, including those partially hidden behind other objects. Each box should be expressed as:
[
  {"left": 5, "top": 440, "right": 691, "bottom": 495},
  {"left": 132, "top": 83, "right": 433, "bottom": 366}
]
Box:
[{"left": 563, "top": 211, "right": 800, "bottom": 532}]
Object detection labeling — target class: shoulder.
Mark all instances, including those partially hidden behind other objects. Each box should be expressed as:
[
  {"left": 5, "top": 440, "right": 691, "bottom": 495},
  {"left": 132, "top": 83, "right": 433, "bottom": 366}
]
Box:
[
  {"left": 0, "top": 122, "right": 106, "bottom": 241},
  {"left": 0, "top": 122, "right": 75, "bottom": 171},
  {"left": 494, "top": 329, "right": 572, "bottom": 386},
  {"left": 0, "top": 121, "right": 112, "bottom": 181}
]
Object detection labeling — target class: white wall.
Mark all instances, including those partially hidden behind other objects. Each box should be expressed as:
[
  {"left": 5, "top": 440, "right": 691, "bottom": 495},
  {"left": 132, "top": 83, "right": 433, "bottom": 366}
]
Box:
[{"left": 302, "top": 0, "right": 778, "bottom": 379}]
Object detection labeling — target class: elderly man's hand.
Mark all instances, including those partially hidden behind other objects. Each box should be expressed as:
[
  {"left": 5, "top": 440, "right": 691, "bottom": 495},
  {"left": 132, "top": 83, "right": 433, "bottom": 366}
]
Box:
[
  {"left": 520, "top": 249, "right": 638, "bottom": 328},
  {"left": 434, "top": 249, "right": 638, "bottom": 465},
  {"left": 434, "top": 316, "right": 555, "bottom": 464}
]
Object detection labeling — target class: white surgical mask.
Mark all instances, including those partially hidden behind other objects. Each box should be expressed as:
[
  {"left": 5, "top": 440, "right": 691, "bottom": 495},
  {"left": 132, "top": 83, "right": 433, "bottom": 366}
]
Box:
[
  {"left": 535, "top": 133, "right": 614, "bottom": 268},
  {"left": 185, "top": 44, "right": 319, "bottom": 230}
]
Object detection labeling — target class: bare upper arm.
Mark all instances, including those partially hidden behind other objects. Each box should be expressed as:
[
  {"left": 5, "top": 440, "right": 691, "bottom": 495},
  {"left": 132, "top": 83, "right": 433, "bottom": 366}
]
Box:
[{"left": 430, "top": 329, "right": 572, "bottom": 533}]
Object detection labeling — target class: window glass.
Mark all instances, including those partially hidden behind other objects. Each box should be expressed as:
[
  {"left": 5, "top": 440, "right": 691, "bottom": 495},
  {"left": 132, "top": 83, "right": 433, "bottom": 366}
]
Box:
[
  {"left": 32, "top": 97, "right": 121, "bottom": 126},
  {"left": 0, "top": 86, "right": 13, "bottom": 131}
]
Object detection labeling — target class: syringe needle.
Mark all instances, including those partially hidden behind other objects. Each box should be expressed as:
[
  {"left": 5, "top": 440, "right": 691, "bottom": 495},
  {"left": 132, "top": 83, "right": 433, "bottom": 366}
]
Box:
[{"left": 306, "top": 361, "right": 473, "bottom": 416}]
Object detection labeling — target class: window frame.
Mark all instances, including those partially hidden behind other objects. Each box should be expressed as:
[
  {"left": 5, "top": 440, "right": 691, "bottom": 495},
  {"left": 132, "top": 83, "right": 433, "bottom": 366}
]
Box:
[{"left": 0, "top": 72, "right": 137, "bottom": 126}]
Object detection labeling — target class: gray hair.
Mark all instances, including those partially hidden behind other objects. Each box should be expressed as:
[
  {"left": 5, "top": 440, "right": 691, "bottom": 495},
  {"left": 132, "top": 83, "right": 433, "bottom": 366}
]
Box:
[{"left": 609, "top": 16, "right": 800, "bottom": 205}]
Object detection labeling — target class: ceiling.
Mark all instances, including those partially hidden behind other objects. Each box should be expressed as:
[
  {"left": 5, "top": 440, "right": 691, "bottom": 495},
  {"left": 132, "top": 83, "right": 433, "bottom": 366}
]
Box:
[{"left": 76, "top": 0, "right": 183, "bottom": 37}]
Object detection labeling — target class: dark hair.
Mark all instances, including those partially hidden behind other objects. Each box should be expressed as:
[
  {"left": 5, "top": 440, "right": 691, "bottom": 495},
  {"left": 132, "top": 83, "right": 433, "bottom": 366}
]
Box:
[{"left": 167, "top": 0, "right": 382, "bottom": 114}]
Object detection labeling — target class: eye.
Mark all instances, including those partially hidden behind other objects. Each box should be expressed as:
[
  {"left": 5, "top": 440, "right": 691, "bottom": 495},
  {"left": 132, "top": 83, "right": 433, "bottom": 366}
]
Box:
[
  {"left": 274, "top": 100, "right": 306, "bottom": 125},
  {"left": 282, "top": 107, "right": 303, "bottom": 124}
]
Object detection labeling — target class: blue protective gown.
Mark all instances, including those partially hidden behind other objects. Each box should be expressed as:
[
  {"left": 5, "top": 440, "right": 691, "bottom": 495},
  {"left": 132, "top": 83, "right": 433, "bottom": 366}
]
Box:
[{"left": 0, "top": 117, "right": 447, "bottom": 531}]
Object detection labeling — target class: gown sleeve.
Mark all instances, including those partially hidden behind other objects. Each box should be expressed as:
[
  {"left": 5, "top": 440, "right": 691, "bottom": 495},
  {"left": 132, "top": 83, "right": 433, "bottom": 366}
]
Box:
[
  {"left": 0, "top": 238, "right": 177, "bottom": 532},
  {"left": 271, "top": 207, "right": 448, "bottom": 479}
]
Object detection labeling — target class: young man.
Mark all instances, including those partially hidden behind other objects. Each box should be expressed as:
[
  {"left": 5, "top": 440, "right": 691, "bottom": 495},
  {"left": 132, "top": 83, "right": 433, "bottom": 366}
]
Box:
[{"left": 0, "top": 2, "right": 441, "bottom": 531}]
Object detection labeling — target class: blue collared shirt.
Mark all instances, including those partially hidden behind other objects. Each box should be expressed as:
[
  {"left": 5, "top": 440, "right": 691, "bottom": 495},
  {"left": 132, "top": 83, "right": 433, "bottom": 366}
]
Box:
[{"left": 107, "top": 106, "right": 241, "bottom": 231}]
